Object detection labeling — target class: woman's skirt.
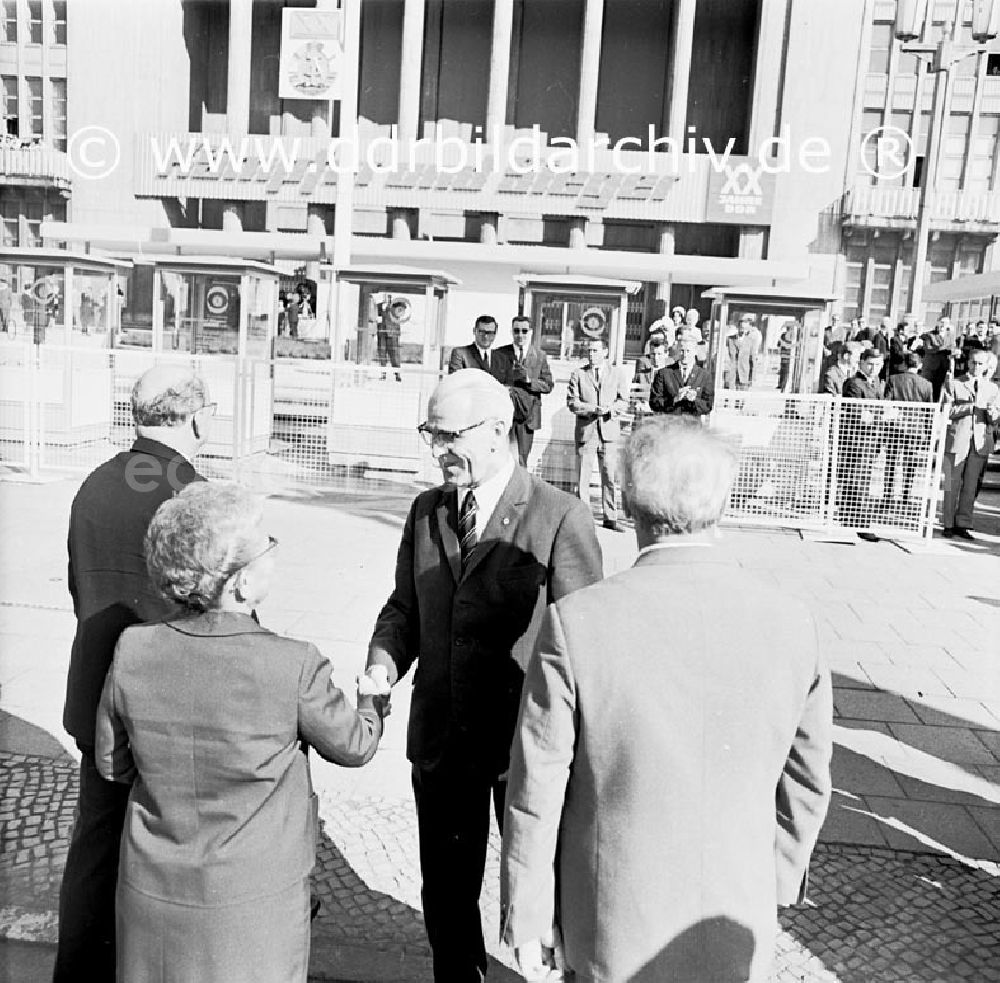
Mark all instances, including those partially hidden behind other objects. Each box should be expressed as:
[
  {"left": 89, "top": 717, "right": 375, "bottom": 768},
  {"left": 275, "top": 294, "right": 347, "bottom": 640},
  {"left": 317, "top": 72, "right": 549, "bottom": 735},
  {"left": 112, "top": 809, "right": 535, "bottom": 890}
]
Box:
[{"left": 116, "top": 877, "right": 310, "bottom": 983}]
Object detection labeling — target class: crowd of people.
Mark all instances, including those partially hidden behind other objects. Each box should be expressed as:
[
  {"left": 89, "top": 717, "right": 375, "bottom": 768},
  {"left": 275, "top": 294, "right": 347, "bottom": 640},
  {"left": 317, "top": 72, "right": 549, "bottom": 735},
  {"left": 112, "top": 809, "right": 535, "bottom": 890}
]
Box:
[
  {"left": 821, "top": 315, "right": 1000, "bottom": 534},
  {"left": 55, "top": 360, "right": 833, "bottom": 983}
]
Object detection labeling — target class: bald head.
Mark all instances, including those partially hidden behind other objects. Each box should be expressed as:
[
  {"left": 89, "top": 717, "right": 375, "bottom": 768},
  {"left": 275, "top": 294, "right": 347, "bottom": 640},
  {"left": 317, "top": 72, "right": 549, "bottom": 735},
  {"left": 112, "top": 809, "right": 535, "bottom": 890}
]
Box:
[
  {"left": 131, "top": 365, "right": 210, "bottom": 428},
  {"left": 429, "top": 368, "right": 514, "bottom": 431}
]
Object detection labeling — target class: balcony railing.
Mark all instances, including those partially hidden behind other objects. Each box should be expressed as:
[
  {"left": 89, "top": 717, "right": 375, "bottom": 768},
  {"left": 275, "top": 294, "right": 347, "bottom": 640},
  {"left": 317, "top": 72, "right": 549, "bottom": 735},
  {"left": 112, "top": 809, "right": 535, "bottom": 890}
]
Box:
[
  {"left": 0, "top": 146, "right": 71, "bottom": 188},
  {"left": 842, "top": 183, "right": 1000, "bottom": 227}
]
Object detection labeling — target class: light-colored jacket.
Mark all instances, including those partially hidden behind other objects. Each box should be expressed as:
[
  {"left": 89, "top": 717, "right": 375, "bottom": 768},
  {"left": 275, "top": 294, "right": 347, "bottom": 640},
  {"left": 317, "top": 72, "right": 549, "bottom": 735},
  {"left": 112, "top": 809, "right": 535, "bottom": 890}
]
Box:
[
  {"left": 501, "top": 547, "right": 833, "bottom": 983},
  {"left": 567, "top": 362, "right": 629, "bottom": 443},
  {"left": 944, "top": 374, "right": 1000, "bottom": 458},
  {"left": 96, "top": 612, "right": 382, "bottom": 906}
]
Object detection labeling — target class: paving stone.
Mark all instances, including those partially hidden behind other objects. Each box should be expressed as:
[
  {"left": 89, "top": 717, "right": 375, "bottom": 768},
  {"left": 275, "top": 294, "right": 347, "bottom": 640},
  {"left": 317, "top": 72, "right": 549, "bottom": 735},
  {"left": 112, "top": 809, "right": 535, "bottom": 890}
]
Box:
[
  {"left": 862, "top": 797, "right": 998, "bottom": 860},
  {"left": 834, "top": 690, "right": 922, "bottom": 724},
  {"left": 886, "top": 724, "right": 1000, "bottom": 767},
  {"left": 905, "top": 697, "right": 1000, "bottom": 730},
  {"left": 863, "top": 666, "right": 955, "bottom": 699},
  {"left": 832, "top": 748, "right": 906, "bottom": 797}
]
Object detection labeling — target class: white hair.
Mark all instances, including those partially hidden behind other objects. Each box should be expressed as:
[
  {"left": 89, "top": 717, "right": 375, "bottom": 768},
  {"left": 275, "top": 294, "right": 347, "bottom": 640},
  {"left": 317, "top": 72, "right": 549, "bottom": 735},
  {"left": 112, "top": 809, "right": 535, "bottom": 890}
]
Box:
[
  {"left": 621, "top": 418, "right": 738, "bottom": 537},
  {"left": 430, "top": 368, "right": 514, "bottom": 429}
]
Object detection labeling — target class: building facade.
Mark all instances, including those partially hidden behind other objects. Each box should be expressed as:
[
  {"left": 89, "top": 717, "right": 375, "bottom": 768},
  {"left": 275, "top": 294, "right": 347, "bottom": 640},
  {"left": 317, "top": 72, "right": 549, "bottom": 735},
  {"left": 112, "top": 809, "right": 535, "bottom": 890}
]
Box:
[{"left": 3, "top": 0, "right": 997, "bottom": 343}]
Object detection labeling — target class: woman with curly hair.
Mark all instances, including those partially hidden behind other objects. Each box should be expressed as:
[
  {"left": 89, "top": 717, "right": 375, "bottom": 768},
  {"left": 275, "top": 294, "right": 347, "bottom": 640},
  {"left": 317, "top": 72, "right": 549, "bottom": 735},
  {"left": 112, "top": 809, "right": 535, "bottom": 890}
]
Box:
[{"left": 95, "top": 482, "right": 386, "bottom": 983}]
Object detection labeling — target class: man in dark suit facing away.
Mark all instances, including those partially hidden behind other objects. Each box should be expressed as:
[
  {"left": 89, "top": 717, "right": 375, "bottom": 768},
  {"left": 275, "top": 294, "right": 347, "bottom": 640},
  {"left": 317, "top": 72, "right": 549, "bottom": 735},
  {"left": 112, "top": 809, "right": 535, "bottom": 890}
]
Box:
[
  {"left": 495, "top": 315, "right": 553, "bottom": 466},
  {"left": 54, "top": 365, "right": 213, "bottom": 981},
  {"left": 447, "top": 314, "right": 511, "bottom": 383},
  {"left": 883, "top": 352, "right": 935, "bottom": 513},
  {"left": 364, "top": 369, "right": 602, "bottom": 982}
]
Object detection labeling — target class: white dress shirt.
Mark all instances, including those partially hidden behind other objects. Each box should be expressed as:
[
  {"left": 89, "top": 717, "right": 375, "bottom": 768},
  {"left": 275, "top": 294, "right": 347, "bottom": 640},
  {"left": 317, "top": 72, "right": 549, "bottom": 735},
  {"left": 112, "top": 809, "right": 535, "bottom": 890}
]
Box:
[{"left": 463, "top": 456, "right": 515, "bottom": 539}]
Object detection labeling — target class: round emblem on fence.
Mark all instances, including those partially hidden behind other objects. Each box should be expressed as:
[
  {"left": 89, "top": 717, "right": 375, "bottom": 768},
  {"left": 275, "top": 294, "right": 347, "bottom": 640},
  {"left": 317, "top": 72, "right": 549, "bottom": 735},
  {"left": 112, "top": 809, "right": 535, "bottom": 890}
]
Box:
[
  {"left": 580, "top": 308, "right": 606, "bottom": 339},
  {"left": 206, "top": 286, "right": 230, "bottom": 316},
  {"left": 386, "top": 297, "right": 412, "bottom": 325},
  {"left": 26, "top": 277, "right": 59, "bottom": 302}
]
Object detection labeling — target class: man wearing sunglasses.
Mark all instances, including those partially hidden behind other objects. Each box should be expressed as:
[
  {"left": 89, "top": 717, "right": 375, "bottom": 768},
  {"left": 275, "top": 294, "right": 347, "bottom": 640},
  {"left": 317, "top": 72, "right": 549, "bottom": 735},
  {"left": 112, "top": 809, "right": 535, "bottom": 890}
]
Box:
[
  {"left": 495, "top": 315, "right": 553, "bottom": 467},
  {"left": 447, "top": 313, "right": 512, "bottom": 382},
  {"left": 55, "top": 365, "right": 212, "bottom": 981},
  {"left": 364, "top": 369, "right": 602, "bottom": 983}
]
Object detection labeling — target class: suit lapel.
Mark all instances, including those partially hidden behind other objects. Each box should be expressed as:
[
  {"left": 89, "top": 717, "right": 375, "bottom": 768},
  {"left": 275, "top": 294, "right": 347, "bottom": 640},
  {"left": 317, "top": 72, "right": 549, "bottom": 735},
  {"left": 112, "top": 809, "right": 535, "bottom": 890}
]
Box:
[
  {"left": 462, "top": 467, "right": 527, "bottom": 581},
  {"left": 436, "top": 492, "right": 462, "bottom": 583}
]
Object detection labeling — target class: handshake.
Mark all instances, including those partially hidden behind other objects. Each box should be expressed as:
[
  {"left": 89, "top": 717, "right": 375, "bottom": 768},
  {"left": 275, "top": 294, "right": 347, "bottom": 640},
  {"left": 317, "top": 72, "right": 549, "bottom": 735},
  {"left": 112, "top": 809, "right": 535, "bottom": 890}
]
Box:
[{"left": 356, "top": 665, "right": 392, "bottom": 716}]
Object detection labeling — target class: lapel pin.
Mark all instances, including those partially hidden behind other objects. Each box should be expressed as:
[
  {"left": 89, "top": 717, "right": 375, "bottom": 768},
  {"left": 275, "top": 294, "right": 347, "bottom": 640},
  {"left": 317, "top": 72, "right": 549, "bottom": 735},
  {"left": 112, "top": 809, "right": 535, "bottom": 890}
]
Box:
[{"left": 502, "top": 517, "right": 510, "bottom": 526}]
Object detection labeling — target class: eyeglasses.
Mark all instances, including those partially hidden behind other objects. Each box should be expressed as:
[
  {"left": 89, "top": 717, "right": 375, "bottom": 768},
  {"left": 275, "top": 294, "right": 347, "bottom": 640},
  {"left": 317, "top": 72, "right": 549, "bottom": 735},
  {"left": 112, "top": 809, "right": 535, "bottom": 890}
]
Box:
[
  {"left": 244, "top": 535, "right": 278, "bottom": 566},
  {"left": 417, "top": 419, "right": 493, "bottom": 447},
  {"left": 197, "top": 402, "right": 218, "bottom": 417},
  {"left": 512, "top": 328, "right": 530, "bottom": 336}
]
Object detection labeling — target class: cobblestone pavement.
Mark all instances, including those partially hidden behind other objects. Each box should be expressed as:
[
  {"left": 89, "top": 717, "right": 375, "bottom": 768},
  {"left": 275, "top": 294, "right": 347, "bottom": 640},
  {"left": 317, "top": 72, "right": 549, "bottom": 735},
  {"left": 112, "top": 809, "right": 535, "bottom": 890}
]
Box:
[
  {"left": 4, "top": 764, "right": 999, "bottom": 982},
  {"left": 2, "top": 477, "right": 999, "bottom": 981}
]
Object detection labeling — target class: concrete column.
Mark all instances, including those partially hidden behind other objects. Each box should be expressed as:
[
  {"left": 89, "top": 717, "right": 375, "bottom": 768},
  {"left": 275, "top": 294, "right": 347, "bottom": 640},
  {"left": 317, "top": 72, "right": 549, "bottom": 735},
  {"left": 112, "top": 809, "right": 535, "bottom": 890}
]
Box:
[
  {"left": 487, "top": 0, "right": 514, "bottom": 136},
  {"left": 227, "top": 0, "right": 253, "bottom": 136},
  {"left": 655, "top": 224, "right": 676, "bottom": 309},
  {"left": 398, "top": 0, "right": 426, "bottom": 145},
  {"left": 569, "top": 218, "right": 588, "bottom": 250},
  {"left": 222, "top": 203, "right": 243, "bottom": 233},
  {"left": 479, "top": 215, "right": 498, "bottom": 245},
  {"left": 739, "top": 228, "right": 767, "bottom": 260},
  {"left": 311, "top": 104, "right": 329, "bottom": 138},
  {"left": 747, "top": 0, "right": 789, "bottom": 153},
  {"left": 306, "top": 210, "right": 327, "bottom": 237},
  {"left": 576, "top": 0, "right": 605, "bottom": 148},
  {"left": 666, "top": 0, "right": 696, "bottom": 145},
  {"left": 390, "top": 209, "right": 412, "bottom": 240}
]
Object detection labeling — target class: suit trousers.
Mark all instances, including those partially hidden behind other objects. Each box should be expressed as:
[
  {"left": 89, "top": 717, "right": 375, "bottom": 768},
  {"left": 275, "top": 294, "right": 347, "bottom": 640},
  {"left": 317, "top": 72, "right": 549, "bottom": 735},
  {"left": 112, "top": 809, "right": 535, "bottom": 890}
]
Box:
[
  {"left": 576, "top": 434, "right": 617, "bottom": 522},
  {"left": 412, "top": 763, "right": 506, "bottom": 983},
  {"left": 942, "top": 448, "right": 989, "bottom": 529},
  {"left": 511, "top": 423, "right": 534, "bottom": 467},
  {"left": 53, "top": 750, "right": 131, "bottom": 982}
]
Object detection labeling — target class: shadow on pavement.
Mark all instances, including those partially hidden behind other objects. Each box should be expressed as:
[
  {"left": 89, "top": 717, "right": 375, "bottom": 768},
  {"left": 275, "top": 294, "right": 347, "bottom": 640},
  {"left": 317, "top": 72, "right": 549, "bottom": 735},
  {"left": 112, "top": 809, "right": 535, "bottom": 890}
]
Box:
[
  {"left": 825, "top": 672, "right": 999, "bottom": 863},
  {"left": 779, "top": 843, "right": 1000, "bottom": 982}
]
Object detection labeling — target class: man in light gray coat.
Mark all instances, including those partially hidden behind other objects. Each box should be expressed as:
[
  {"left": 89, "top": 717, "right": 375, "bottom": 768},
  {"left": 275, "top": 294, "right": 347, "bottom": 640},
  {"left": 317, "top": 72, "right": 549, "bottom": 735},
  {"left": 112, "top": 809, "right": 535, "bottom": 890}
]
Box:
[{"left": 500, "top": 417, "right": 833, "bottom": 983}]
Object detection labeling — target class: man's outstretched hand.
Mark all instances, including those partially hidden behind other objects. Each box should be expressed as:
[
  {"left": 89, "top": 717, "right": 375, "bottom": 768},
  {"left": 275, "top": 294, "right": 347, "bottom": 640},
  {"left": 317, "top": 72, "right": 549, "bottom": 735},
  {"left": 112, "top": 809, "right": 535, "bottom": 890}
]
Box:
[{"left": 514, "top": 927, "right": 566, "bottom": 981}]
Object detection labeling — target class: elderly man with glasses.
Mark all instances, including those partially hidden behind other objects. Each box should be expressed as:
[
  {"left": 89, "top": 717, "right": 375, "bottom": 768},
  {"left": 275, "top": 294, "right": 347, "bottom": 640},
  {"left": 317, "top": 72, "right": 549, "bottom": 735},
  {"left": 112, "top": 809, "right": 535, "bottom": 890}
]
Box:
[
  {"left": 55, "top": 364, "right": 214, "bottom": 981},
  {"left": 363, "top": 369, "right": 602, "bottom": 983}
]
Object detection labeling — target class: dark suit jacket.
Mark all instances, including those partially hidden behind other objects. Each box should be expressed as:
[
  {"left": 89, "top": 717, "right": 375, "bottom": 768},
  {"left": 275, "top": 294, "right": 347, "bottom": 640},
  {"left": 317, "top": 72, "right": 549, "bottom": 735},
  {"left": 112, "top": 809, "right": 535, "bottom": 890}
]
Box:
[
  {"left": 649, "top": 362, "right": 714, "bottom": 416},
  {"left": 96, "top": 612, "right": 382, "bottom": 905},
  {"left": 495, "top": 343, "right": 553, "bottom": 431},
  {"left": 447, "top": 343, "right": 511, "bottom": 383},
  {"left": 501, "top": 547, "right": 832, "bottom": 982},
  {"left": 64, "top": 437, "right": 204, "bottom": 750},
  {"left": 843, "top": 373, "right": 883, "bottom": 400},
  {"left": 885, "top": 372, "right": 933, "bottom": 403},
  {"left": 367, "top": 467, "right": 602, "bottom": 775}
]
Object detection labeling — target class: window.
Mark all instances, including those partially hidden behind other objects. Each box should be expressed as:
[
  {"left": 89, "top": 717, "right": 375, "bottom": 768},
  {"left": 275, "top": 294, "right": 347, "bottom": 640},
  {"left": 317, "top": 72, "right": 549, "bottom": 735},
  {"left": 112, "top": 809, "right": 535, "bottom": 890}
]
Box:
[
  {"left": 53, "top": 0, "right": 65, "bottom": 44},
  {"left": 27, "top": 0, "right": 41, "bottom": 44},
  {"left": 1, "top": 0, "right": 16, "bottom": 43},
  {"left": 0, "top": 191, "right": 18, "bottom": 246},
  {"left": 937, "top": 114, "right": 970, "bottom": 192},
  {"left": 50, "top": 78, "right": 65, "bottom": 150},
  {"left": 26, "top": 78, "right": 42, "bottom": 139},
  {"left": 858, "top": 110, "right": 883, "bottom": 185},
  {"left": 966, "top": 115, "right": 999, "bottom": 192},
  {"left": 2, "top": 76, "right": 17, "bottom": 136},
  {"left": 869, "top": 22, "right": 893, "bottom": 75},
  {"left": 988, "top": 53, "right": 1000, "bottom": 76}
]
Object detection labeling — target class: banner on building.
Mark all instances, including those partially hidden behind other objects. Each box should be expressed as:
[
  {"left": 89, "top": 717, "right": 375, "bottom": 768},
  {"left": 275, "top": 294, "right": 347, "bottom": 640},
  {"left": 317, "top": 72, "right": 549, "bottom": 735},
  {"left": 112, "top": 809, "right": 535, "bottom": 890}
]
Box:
[
  {"left": 705, "top": 165, "right": 776, "bottom": 225},
  {"left": 278, "top": 9, "right": 343, "bottom": 101}
]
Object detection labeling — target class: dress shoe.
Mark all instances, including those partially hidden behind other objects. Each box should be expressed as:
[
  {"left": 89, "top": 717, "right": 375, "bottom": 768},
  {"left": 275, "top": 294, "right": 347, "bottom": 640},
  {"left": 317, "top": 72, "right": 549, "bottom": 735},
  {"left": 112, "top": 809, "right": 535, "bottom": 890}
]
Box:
[
  {"left": 953, "top": 527, "right": 975, "bottom": 541},
  {"left": 602, "top": 520, "right": 625, "bottom": 533},
  {"left": 941, "top": 527, "right": 957, "bottom": 538}
]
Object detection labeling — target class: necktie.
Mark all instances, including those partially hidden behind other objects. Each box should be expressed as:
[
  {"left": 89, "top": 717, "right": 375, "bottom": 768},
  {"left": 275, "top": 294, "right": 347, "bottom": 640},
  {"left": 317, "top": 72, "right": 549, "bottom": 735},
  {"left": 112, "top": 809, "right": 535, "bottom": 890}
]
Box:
[
  {"left": 594, "top": 366, "right": 600, "bottom": 385},
  {"left": 517, "top": 346, "right": 524, "bottom": 364},
  {"left": 458, "top": 490, "right": 478, "bottom": 569},
  {"left": 483, "top": 350, "right": 490, "bottom": 369}
]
